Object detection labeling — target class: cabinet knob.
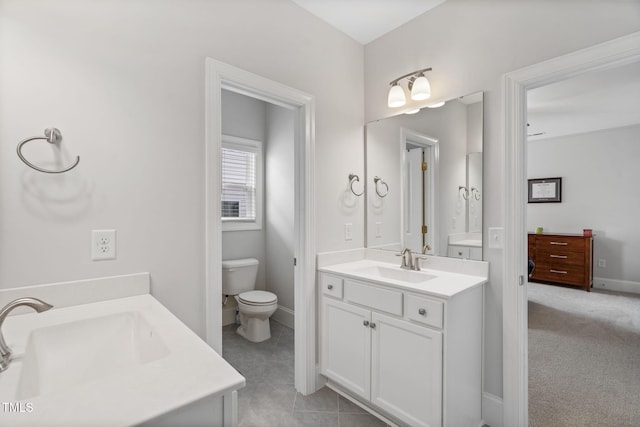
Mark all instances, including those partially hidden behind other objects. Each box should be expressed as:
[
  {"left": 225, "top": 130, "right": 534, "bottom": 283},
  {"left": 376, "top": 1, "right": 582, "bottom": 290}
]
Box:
[
  {"left": 370, "top": 323, "right": 376, "bottom": 329},
  {"left": 327, "top": 284, "right": 333, "bottom": 290},
  {"left": 418, "top": 308, "right": 427, "bottom": 316},
  {"left": 363, "top": 320, "right": 369, "bottom": 327}
]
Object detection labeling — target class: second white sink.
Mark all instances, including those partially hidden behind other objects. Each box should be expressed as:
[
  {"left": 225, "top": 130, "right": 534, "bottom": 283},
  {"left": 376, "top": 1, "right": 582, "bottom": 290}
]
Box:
[
  {"left": 356, "top": 265, "right": 436, "bottom": 284},
  {"left": 16, "top": 311, "right": 169, "bottom": 400}
]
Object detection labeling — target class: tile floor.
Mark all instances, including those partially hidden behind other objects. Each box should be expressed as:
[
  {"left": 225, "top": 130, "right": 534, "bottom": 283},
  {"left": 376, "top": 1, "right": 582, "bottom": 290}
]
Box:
[{"left": 222, "top": 321, "right": 391, "bottom": 427}]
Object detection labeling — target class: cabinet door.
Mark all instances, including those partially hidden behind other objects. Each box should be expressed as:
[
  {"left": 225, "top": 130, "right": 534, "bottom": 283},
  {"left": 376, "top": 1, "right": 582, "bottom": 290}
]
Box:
[
  {"left": 371, "top": 313, "right": 443, "bottom": 427},
  {"left": 321, "top": 298, "right": 371, "bottom": 400}
]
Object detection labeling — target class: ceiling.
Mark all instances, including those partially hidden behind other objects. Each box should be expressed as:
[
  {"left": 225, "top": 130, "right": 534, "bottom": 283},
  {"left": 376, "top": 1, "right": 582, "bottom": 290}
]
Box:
[
  {"left": 291, "top": 0, "right": 447, "bottom": 44},
  {"left": 527, "top": 61, "right": 640, "bottom": 141}
]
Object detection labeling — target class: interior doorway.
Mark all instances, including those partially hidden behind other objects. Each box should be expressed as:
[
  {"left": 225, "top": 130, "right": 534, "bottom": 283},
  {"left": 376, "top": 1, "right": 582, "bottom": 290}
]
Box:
[
  {"left": 205, "top": 59, "right": 317, "bottom": 395},
  {"left": 502, "top": 32, "right": 640, "bottom": 426}
]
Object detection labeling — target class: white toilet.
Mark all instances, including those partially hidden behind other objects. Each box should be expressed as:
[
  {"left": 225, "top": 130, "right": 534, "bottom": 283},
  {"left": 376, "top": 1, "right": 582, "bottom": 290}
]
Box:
[{"left": 222, "top": 258, "right": 278, "bottom": 343}]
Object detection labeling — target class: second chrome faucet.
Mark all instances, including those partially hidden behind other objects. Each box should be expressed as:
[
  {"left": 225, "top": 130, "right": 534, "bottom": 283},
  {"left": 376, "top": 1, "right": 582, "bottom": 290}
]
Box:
[{"left": 398, "top": 248, "right": 428, "bottom": 271}]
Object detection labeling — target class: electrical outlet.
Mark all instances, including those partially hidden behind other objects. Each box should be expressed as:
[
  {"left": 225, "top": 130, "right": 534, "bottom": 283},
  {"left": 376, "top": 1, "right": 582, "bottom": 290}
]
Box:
[
  {"left": 598, "top": 259, "right": 606, "bottom": 268},
  {"left": 92, "top": 229, "right": 116, "bottom": 260},
  {"left": 344, "top": 223, "right": 353, "bottom": 241}
]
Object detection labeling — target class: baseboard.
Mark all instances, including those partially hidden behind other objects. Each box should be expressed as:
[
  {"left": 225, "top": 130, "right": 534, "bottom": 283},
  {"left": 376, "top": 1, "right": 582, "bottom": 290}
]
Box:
[
  {"left": 482, "top": 392, "right": 503, "bottom": 427},
  {"left": 271, "top": 305, "right": 294, "bottom": 329},
  {"left": 593, "top": 277, "right": 640, "bottom": 294}
]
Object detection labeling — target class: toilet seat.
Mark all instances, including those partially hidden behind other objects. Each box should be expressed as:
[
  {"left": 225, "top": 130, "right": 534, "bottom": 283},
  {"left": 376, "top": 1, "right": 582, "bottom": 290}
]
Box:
[{"left": 238, "top": 290, "right": 277, "bottom": 306}]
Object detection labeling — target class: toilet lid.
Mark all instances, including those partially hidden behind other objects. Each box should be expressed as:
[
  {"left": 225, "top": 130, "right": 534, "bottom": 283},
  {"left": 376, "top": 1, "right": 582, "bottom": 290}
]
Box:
[{"left": 238, "top": 290, "right": 277, "bottom": 305}]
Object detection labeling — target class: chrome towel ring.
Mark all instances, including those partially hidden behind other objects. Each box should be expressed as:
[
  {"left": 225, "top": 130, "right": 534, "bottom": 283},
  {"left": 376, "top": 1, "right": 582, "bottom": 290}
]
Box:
[
  {"left": 17, "top": 128, "right": 80, "bottom": 174},
  {"left": 373, "top": 176, "right": 389, "bottom": 198},
  {"left": 348, "top": 173, "right": 364, "bottom": 196}
]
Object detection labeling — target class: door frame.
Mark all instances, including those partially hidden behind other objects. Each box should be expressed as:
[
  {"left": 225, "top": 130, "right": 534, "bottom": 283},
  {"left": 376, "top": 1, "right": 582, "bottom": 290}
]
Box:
[
  {"left": 502, "top": 31, "right": 640, "bottom": 426},
  {"left": 205, "top": 58, "right": 318, "bottom": 395}
]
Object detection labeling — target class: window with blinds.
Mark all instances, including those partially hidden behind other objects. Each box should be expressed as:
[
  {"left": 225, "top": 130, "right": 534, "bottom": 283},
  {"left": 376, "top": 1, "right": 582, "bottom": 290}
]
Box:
[{"left": 221, "top": 136, "right": 263, "bottom": 231}]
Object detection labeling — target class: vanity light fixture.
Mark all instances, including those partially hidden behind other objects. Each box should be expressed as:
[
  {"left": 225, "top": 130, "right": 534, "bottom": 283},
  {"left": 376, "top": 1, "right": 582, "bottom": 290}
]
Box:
[
  {"left": 387, "top": 67, "right": 432, "bottom": 108},
  {"left": 387, "top": 83, "right": 406, "bottom": 108},
  {"left": 427, "top": 101, "right": 445, "bottom": 108}
]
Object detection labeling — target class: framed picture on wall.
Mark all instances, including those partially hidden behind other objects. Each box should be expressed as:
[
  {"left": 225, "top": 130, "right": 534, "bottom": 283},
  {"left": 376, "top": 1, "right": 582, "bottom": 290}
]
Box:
[{"left": 528, "top": 177, "right": 562, "bottom": 203}]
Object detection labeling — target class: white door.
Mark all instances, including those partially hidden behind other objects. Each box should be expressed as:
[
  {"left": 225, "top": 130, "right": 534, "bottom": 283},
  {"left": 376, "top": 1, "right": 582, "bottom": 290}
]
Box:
[
  {"left": 405, "top": 147, "right": 424, "bottom": 252},
  {"left": 370, "top": 312, "right": 443, "bottom": 427},
  {"left": 321, "top": 299, "right": 372, "bottom": 400}
]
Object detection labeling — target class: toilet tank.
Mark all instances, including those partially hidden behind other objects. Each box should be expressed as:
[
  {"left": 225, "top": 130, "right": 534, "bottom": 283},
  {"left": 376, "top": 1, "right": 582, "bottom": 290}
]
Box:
[{"left": 221, "top": 258, "right": 259, "bottom": 295}]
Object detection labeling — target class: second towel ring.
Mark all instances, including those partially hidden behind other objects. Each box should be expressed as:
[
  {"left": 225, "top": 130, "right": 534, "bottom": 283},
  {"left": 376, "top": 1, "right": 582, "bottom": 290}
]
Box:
[
  {"left": 373, "top": 176, "right": 389, "bottom": 198},
  {"left": 17, "top": 128, "right": 80, "bottom": 174},
  {"left": 348, "top": 173, "right": 364, "bottom": 196}
]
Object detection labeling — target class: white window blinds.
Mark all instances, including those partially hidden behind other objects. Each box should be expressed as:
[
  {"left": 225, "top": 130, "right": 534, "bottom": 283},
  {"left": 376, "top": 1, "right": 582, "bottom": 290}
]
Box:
[{"left": 221, "top": 136, "right": 262, "bottom": 229}]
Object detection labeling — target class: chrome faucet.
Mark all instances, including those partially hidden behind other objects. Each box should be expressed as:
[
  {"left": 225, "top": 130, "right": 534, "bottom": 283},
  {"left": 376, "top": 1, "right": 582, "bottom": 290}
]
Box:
[
  {"left": 398, "top": 248, "right": 414, "bottom": 270},
  {"left": 0, "top": 298, "right": 53, "bottom": 372}
]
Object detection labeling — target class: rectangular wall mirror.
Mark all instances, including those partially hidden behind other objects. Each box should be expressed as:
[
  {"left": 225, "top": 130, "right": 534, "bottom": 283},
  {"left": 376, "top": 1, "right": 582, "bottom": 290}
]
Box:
[{"left": 365, "top": 92, "right": 484, "bottom": 260}]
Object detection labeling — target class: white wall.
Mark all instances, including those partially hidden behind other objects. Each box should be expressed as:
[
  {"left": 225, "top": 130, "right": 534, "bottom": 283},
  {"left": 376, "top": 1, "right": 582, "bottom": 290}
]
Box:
[
  {"left": 528, "top": 125, "right": 640, "bottom": 288},
  {"left": 221, "top": 90, "right": 267, "bottom": 290},
  {"left": 265, "top": 104, "right": 295, "bottom": 311},
  {"left": 364, "top": 0, "right": 640, "bottom": 401},
  {"left": 0, "top": 0, "right": 364, "bottom": 337}
]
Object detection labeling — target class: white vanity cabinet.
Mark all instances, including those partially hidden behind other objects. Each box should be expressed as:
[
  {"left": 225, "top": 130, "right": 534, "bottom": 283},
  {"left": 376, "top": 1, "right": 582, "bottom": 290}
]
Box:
[{"left": 319, "top": 271, "right": 483, "bottom": 427}]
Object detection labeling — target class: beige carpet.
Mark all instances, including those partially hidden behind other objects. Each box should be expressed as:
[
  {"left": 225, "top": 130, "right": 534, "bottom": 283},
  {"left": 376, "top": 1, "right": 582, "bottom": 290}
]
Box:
[{"left": 528, "top": 282, "right": 640, "bottom": 427}]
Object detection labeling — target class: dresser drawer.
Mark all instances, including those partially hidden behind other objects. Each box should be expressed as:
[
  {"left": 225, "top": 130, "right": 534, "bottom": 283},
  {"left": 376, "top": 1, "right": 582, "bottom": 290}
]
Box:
[
  {"left": 533, "top": 262, "right": 585, "bottom": 285},
  {"left": 537, "top": 249, "right": 586, "bottom": 266},
  {"left": 405, "top": 294, "right": 444, "bottom": 329},
  {"left": 344, "top": 280, "right": 403, "bottom": 316},
  {"left": 320, "top": 274, "right": 343, "bottom": 299},
  {"left": 535, "top": 235, "right": 586, "bottom": 253}
]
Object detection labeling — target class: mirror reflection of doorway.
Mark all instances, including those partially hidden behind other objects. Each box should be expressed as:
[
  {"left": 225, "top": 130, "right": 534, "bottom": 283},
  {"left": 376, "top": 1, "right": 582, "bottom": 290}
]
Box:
[
  {"left": 405, "top": 145, "right": 431, "bottom": 252},
  {"left": 402, "top": 129, "right": 437, "bottom": 255}
]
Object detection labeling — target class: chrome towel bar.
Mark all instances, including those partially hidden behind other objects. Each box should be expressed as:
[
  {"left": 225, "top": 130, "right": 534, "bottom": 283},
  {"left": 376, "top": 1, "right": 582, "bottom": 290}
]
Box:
[{"left": 17, "top": 128, "right": 80, "bottom": 174}]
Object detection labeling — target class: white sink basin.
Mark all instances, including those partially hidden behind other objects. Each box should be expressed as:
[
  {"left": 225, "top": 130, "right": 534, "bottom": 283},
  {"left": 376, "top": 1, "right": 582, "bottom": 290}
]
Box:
[
  {"left": 16, "top": 311, "right": 169, "bottom": 400},
  {"left": 356, "top": 265, "right": 436, "bottom": 283}
]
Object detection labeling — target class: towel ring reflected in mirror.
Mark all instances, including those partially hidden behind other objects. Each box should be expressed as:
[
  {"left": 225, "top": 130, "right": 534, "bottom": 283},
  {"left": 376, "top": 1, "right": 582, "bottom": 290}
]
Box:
[
  {"left": 17, "top": 128, "right": 80, "bottom": 174},
  {"left": 348, "top": 173, "right": 364, "bottom": 196},
  {"left": 373, "top": 176, "right": 389, "bottom": 198}
]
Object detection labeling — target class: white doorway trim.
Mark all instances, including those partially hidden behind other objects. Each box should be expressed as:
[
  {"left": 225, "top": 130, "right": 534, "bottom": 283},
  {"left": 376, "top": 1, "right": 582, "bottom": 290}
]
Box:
[
  {"left": 205, "top": 58, "right": 318, "bottom": 395},
  {"left": 502, "top": 31, "right": 640, "bottom": 426}
]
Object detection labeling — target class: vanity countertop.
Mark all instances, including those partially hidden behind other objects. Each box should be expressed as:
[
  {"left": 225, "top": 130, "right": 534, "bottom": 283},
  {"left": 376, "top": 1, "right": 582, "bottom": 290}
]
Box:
[
  {"left": 318, "top": 258, "right": 488, "bottom": 299},
  {"left": 0, "top": 294, "right": 244, "bottom": 426}
]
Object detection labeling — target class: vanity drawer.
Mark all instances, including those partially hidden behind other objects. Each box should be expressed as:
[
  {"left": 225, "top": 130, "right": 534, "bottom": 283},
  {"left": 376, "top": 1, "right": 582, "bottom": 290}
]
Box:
[
  {"left": 344, "top": 280, "right": 403, "bottom": 316},
  {"left": 405, "top": 294, "right": 444, "bottom": 329},
  {"left": 320, "top": 274, "right": 343, "bottom": 299}
]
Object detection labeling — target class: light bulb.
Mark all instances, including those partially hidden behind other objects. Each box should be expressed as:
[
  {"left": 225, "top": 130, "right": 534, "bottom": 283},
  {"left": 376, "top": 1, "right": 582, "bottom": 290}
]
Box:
[
  {"left": 410, "top": 75, "right": 431, "bottom": 101},
  {"left": 387, "top": 84, "right": 406, "bottom": 108}
]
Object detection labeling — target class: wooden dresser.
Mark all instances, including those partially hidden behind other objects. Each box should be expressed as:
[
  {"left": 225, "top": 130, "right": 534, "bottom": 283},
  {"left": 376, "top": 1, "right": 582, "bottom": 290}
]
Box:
[{"left": 528, "top": 233, "right": 593, "bottom": 292}]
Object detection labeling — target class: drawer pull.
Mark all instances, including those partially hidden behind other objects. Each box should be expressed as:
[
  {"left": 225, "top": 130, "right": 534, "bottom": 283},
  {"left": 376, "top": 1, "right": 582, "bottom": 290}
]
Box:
[
  {"left": 550, "top": 242, "right": 568, "bottom": 246},
  {"left": 370, "top": 323, "right": 376, "bottom": 329},
  {"left": 549, "top": 254, "right": 568, "bottom": 259},
  {"left": 418, "top": 308, "right": 427, "bottom": 316},
  {"left": 550, "top": 269, "right": 568, "bottom": 274},
  {"left": 327, "top": 284, "right": 333, "bottom": 290},
  {"left": 363, "top": 320, "right": 369, "bottom": 327}
]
